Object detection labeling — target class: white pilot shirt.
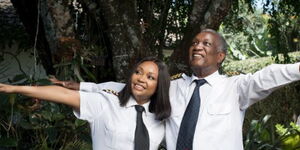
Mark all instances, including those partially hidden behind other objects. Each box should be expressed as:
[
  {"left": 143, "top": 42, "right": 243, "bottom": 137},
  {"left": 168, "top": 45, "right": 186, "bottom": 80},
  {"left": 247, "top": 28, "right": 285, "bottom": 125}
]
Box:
[
  {"left": 80, "top": 63, "right": 300, "bottom": 150},
  {"left": 74, "top": 90, "right": 164, "bottom": 150}
]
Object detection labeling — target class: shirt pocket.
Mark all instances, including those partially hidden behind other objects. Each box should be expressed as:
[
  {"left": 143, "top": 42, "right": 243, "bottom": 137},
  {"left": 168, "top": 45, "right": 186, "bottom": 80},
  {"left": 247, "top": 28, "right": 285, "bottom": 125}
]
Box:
[
  {"left": 104, "top": 121, "right": 133, "bottom": 149},
  {"left": 207, "top": 103, "right": 232, "bottom": 115},
  {"left": 206, "top": 103, "right": 233, "bottom": 133}
]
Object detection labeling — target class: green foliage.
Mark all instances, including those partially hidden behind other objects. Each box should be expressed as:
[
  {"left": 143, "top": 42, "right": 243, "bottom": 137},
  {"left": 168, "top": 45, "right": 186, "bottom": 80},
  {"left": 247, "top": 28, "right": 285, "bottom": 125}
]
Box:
[
  {"left": 244, "top": 115, "right": 300, "bottom": 150},
  {"left": 244, "top": 115, "right": 279, "bottom": 150},
  {"left": 222, "top": 51, "right": 300, "bottom": 74},
  {"left": 265, "top": 0, "right": 300, "bottom": 63},
  {"left": 221, "top": 0, "right": 300, "bottom": 62},
  {"left": 164, "top": 0, "right": 192, "bottom": 48},
  {"left": 53, "top": 45, "right": 109, "bottom": 83},
  {"left": 0, "top": 75, "right": 92, "bottom": 149},
  {"left": 0, "top": 23, "right": 94, "bottom": 148},
  {"left": 221, "top": 0, "right": 272, "bottom": 60},
  {"left": 276, "top": 122, "right": 300, "bottom": 150}
]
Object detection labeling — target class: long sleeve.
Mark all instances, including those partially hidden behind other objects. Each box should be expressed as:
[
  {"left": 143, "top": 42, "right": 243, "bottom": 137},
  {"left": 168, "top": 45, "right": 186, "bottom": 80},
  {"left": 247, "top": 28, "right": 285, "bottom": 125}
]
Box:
[{"left": 238, "top": 63, "right": 300, "bottom": 109}]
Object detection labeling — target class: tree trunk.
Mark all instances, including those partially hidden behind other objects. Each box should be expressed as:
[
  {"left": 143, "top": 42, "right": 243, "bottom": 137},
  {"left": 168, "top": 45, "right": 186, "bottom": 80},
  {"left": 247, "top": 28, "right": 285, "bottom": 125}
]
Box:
[
  {"left": 10, "top": 0, "right": 55, "bottom": 75},
  {"left": 96, "top": 0, "right": 150, "bottom": 81},
  {"left": 11, "top": 0, "right": 79, "bottom": 76},
  {"left": 11, "top": 0, "right": 233, "bottom": 81},
  {"left": 39, "top": 0, "right": 76, "bottom": 63}
]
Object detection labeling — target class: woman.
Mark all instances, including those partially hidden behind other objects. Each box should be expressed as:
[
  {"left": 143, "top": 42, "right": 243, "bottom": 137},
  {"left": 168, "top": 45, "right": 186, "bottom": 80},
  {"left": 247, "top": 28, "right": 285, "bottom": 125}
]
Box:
[{"left": 0, "top": 57, "right": 171, "bottom": 150}]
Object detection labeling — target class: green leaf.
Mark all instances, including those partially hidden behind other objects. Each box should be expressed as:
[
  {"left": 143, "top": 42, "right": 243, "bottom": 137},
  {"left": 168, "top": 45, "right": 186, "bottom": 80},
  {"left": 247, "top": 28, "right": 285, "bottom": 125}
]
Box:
[
  {"left": 75, "top": 119, "right": 87, "bottom": 128},
  {"left": 276, "top": 124, "right": 288, "bottom": 136},
  {"left": 52, "top": 113, "right": 65, "bottom": 121},
  {"left": 41, "top": 111, "right": 53, "bottom": 121},
  {"left": 262, "top": 115, "right": 271, "bottom": 124},
  {"left": 45, "top": 127, "right": 58, "bottom": 143},
  {"left": 80, "top": 64, "right": 97, "bottom": 82}
]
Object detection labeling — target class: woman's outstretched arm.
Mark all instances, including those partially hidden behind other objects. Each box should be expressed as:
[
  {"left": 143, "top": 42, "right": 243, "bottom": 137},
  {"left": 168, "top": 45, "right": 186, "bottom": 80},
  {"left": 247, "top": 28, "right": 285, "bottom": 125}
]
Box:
[{"left": 0, "top": 83, "right": 80, "bottom": 110}]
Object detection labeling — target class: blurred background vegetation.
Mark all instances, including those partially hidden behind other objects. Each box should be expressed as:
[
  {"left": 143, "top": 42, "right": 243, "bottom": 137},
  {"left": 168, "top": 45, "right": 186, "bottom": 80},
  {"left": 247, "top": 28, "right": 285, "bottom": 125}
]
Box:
[{"left": 0, "top": 0, "right": 299, "bottom": 149}]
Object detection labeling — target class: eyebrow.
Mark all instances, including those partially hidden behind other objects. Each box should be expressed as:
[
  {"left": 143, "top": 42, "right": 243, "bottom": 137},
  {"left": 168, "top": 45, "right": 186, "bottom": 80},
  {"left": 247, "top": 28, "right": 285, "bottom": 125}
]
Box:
[
  {"left": 136, "top": 66, "right": 143, "bottom": 70},
  {"left": 140, "top": 66, "right": 158, "bottom": 76},
  {"left": 147, "top": 72, "right": 156, "bottom": 75}
]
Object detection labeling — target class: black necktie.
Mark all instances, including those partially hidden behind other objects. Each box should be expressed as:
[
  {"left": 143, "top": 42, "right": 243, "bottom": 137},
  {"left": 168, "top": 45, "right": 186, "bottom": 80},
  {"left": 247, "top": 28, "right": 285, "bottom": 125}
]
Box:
[
  {"left": 176, "top": 79, "right": 206, "bottom": 150},
  {"left": 134, "top": 105, "right": 150, "bottom": 150}
]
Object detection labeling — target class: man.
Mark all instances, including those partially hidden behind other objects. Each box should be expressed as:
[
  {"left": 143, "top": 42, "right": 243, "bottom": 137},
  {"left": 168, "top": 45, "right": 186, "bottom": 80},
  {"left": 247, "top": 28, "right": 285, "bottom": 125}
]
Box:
[{"left": 52, "top": 29, "right": 300, "bottom": 150}]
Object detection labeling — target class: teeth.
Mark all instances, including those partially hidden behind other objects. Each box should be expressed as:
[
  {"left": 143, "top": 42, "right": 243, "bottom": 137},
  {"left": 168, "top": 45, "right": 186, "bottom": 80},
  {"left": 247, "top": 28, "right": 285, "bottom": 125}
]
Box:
[
  {"left": 193, "top": 54, "right": 202, "bottom": 57},
  {"left": 134, "top": 84, "right": 144, "bottom": 90}
]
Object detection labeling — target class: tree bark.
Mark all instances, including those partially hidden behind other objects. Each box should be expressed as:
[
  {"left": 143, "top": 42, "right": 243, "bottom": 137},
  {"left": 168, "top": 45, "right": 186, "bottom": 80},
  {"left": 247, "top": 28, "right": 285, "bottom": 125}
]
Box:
[
  {"left": 11, "top": 0, "right": 78, "bottom": 75},
  {"left": 96, "top": 0, "right": 150, "bottom": 81},
  {"left": 10, "top": 0, "right": 55, "bottom": 75},
  {"left": 40, "top": 0, "right": 77, "bottom": 63}
]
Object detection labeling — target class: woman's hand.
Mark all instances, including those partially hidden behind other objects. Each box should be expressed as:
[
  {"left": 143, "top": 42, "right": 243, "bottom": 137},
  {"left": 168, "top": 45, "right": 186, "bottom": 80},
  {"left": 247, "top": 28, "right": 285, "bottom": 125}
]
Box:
[{"left": 0, "top": 83, "right": 16, "bottom": 93}]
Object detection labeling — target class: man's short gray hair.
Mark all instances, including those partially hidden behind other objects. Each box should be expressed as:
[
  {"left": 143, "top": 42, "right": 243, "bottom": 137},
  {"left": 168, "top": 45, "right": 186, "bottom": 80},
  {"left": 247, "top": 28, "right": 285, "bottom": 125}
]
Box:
[{"left": 201, "top": 29, "right": 228, "bottom": 55}]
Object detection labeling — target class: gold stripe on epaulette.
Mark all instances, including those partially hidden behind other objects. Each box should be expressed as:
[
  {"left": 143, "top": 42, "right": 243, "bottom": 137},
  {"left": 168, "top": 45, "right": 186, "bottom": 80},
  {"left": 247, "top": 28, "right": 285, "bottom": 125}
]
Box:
[
  {"left": 102, "top": 89, "right": 119, "bottom": 96},
  {"left": 225, "top": 71, "right": 241, "bottom": 76},
  {"left": 170, "top": 73, "right": 183, "bottom": 80}
]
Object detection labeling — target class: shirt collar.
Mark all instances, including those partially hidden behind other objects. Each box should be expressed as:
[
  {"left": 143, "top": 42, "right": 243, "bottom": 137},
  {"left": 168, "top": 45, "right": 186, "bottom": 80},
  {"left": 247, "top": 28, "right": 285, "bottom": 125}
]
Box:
[
  {"left": 125, "top": 96, "right": 151, "bottom": 116},
  {"left": 188, "top": 70, "right": 220, "bottom": 87}
]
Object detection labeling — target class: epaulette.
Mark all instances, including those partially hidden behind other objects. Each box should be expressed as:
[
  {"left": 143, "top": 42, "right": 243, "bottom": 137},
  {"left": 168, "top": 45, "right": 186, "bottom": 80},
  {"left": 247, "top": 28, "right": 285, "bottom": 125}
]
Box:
[
  {"left": 170, "top": 73, "right": 183, "bottom": 80},
  {"left": 225, "top": 71, "right": 242, "bottom": 76},
  {"left": 102, "top": 89, "right": 119, "bottom": 96}
]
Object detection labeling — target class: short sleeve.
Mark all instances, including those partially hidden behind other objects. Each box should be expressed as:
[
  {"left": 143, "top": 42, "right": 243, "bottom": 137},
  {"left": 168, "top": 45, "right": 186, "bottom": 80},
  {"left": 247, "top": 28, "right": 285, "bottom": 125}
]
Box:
[{"left": 73, "top": 91, "right": 110, "bottom": 122}]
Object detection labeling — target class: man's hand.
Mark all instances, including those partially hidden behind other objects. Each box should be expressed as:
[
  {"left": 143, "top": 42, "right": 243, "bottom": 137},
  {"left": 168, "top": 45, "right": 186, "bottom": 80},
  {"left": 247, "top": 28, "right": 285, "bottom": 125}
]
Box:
[{"left": 48, "top": 76, "right": 80, "bottom": 90}]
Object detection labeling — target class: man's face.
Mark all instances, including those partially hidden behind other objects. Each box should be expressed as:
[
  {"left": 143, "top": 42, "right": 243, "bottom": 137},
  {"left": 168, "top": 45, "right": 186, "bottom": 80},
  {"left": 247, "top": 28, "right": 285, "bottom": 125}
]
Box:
[{"left": 189, "top": 32, "right": 225, "bottom": 73}]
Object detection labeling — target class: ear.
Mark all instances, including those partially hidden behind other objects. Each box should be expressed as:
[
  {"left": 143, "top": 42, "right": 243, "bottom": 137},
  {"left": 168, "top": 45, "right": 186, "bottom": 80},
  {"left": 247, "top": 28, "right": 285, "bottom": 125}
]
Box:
[{"left": 217, "top": 52, "right": 226, "bottom": 64}]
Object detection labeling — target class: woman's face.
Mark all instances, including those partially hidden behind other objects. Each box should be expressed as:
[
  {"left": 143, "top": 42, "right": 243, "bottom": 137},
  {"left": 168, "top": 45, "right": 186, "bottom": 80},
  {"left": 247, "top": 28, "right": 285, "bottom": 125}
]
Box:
[{"left": 131, "top": 61, "right": 159, "bottom": 104}]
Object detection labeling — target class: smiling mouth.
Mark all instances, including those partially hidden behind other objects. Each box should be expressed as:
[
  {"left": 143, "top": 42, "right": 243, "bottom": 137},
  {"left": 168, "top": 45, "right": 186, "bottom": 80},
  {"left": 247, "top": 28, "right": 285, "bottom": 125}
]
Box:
[
  {"left": 134, "top": 83, "right": 145, "bottom": 91},
  {"left": 192, "top": 54, "right": 203, "bottom": 58}
]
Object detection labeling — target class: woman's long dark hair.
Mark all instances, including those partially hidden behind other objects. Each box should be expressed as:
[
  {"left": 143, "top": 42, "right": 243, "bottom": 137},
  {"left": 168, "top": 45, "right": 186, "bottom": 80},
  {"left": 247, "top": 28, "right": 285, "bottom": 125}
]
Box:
[{"left": 118, "top": 56, "right": 171, "bottom": 121}]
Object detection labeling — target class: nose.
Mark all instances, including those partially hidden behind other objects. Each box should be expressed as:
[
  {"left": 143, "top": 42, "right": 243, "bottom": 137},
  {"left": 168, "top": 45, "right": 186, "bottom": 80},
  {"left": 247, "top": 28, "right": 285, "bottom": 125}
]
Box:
[
  {"left": 194, "top": 42, "right": 204, "bottom": 50},
  {"left": 192, "top": 42, "right": 204, "bottom": 51},
  {"left": 137, "top": 74, "right": 147, "bottom": 83}
]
